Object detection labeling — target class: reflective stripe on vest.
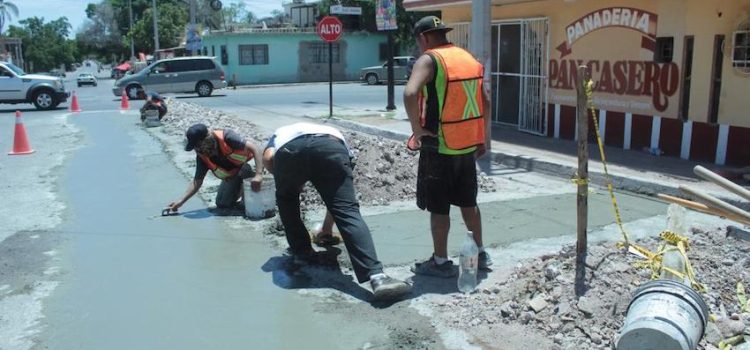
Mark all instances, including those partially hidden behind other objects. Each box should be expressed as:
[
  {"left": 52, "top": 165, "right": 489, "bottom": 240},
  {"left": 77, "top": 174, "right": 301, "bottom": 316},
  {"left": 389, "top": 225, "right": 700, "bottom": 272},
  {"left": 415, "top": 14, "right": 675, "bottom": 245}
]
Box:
[
  {"left": 426, "top": 45, "right": 485, "bottom": 151},
  {"left": 198, "top": 130, "right": 253, "bottom": 180}
]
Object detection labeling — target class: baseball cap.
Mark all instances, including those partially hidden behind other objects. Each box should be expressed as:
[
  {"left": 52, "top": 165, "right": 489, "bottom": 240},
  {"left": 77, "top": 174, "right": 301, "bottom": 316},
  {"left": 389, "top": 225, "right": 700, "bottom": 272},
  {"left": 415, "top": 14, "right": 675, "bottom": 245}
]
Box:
[
  {"left": 413, "top": 16, "right": 453, "bottom": 36},
  {"left": 184, "top": 123, "right": 208, "bottom": 151}
]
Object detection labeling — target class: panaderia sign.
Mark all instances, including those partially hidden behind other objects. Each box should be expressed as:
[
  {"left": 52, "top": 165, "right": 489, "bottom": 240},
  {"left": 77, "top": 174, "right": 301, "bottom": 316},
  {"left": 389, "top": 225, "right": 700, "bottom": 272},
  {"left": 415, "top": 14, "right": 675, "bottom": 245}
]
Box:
[{"left": 548, "top": 7, "right": 680, "bottom": 117}]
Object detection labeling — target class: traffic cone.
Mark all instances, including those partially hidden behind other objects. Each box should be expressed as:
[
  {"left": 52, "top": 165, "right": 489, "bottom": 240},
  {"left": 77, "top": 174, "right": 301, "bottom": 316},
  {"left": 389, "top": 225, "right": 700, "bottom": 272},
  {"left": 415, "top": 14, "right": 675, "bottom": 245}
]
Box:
[
  {"left": 120, "top": 89, "right": 129, "bottom": 110},
  {"left": 70, "top": 91, "right": 81, "bottom": 112},
  {"left": 8, "top": 111, "right": 34, "bottom": 155}
]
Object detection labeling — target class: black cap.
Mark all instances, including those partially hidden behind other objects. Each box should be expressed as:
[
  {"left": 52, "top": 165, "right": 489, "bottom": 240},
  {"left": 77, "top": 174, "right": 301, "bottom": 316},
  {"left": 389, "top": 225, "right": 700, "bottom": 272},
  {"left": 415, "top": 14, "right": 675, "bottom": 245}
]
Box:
[
  {"left": 185, "top": 123, "right": 208, "bottom": 151},
  {"left": 413, "top": 16, "right": 452, "bottom": 36}
]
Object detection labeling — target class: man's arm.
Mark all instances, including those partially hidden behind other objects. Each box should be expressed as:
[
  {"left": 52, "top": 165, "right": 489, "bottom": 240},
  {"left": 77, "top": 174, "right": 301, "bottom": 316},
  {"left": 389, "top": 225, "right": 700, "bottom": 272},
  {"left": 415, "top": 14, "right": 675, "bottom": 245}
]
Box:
[
  {"left": 244, "top": 141, "right": 264, "bottom": 192},
  {"left": 262, "top": 147, "right": 275, "bottom": 174},
  {"left": 403, "top": 55, "right": 436, "bottom": 147},
  {"left": 167, "top": 178, "right": 203, "bottom": 212}
]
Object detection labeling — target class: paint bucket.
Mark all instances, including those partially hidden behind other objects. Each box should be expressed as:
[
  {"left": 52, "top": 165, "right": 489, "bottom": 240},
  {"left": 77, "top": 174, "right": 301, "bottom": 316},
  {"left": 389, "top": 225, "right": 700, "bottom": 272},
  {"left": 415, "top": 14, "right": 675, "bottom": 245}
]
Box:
[
  {"left": 617, "top": 279, "right": 708, "bottom": 350},
  {"left": 243, "top": 175, "right": 276, "bottom": 220},
  {"left": 143, "top": 109, "right": 161, "bottom": 127}
]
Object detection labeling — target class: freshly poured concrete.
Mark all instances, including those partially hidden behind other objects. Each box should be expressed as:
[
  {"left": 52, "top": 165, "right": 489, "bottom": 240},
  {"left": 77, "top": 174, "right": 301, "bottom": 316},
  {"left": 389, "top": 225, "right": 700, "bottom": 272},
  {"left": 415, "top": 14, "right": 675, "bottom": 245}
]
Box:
[
  {"left": 34, "top": 111, "right": 395, "bottom": 349},
  {"left": 365, "top": 191, "right": 666, "bottom": 266}
]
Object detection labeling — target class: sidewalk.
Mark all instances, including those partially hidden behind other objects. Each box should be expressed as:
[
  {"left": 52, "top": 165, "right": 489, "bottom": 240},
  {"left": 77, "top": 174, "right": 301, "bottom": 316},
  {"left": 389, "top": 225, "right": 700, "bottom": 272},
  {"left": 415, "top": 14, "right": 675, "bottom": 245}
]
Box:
[{"left": 320, "top": 111, "right": 749, "bottom": 209}]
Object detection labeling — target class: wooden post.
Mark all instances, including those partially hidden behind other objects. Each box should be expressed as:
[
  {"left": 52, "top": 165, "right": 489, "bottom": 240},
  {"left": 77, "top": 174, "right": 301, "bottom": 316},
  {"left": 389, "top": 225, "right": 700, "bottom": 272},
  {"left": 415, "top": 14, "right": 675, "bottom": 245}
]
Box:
[{"left": 575, "top": 66, "right": 590, "bottom": 296}]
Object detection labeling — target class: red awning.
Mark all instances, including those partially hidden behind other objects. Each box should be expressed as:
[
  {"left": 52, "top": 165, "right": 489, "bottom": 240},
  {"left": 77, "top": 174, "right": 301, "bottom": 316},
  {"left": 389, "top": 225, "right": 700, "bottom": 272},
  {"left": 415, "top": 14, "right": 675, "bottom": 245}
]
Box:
[{"left": 115, "top": 62, "right": 131, "bottom": 71}]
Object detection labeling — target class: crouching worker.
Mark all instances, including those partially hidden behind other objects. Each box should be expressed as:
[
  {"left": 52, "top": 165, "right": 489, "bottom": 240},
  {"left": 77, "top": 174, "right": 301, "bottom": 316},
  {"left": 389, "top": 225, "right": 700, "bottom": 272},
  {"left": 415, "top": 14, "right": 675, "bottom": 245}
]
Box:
[
  {"left": 263, "top": 122, "right": 411, "bottom": 301},
  {"left": 166, "top": 123, "right": 264, "bottom": 213},
  {"left": 140, "top": 91, "right": 167, "bottom": 121}
]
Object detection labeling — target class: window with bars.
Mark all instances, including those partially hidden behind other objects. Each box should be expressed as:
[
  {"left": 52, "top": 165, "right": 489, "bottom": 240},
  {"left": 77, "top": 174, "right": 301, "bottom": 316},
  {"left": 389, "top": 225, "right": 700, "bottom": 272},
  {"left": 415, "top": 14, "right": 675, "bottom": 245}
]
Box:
[
  {"left": 309, "top": 43, "right": 340, "bottom": 64},
  {"left": 239, "top": 44, "right": 269, "bottom": 65},
  {"left": 732, "top": 30, "right": 750, "bottom": 69}
]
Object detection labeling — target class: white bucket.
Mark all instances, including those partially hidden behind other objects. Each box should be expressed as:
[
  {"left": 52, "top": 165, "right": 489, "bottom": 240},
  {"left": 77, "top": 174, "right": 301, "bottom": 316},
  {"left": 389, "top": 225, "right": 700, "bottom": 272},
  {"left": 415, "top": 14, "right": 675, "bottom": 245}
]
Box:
[
  {"left": 143, "top": 109, "right": 162, "bottom": 128},
  {"left": 617, "top": 279, "right": 708, "bottom": 350},
  {"left": 243, "top": 176, "right": 276, "bottom": 220}
]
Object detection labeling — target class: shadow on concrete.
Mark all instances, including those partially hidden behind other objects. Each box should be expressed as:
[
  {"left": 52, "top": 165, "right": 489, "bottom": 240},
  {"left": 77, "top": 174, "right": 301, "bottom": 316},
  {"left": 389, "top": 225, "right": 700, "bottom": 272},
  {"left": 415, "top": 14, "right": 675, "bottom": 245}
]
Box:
[
  {"left": 174, "top": 94, "right": 227, "bottom": 100},
  {"left": 179, "top": 208, "right": 214, "bottom": 219},
  {"left": 0, "top": 106, "right": 67, "bottom": 113},
  {"left": 261, "top": 248, "right": 421, "bottom": 308}
]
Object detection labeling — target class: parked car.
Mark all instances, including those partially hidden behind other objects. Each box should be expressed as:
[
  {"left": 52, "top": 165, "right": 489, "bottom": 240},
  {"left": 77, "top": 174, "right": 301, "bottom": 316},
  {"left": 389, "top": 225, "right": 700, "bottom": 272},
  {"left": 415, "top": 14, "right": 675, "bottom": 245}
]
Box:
[
  {"left": 112, "top": 56, "right": 226, "bottom": 99},
  {"left": 360, "top": 56, "right": 415, "bottom": 85},
  {"left": 77, "top": 73, "right": 98, "bottom": 87},
  {"left": 0, "top": 61, "right": 69, "bottom": 110}
]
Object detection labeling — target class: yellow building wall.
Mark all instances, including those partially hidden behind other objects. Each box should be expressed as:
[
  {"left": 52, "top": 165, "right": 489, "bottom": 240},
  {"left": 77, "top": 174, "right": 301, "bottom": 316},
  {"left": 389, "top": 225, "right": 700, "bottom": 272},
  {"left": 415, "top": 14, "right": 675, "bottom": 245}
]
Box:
[{"left": 436, "top": 0, "right": 750, "bottom": 127}]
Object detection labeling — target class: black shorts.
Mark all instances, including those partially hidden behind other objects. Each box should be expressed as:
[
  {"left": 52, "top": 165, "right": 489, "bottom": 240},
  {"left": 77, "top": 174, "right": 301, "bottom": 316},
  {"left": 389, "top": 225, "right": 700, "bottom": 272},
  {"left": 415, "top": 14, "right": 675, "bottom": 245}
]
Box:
[{"left": 416, "top": 149, "right": 478, "bottom": 215}]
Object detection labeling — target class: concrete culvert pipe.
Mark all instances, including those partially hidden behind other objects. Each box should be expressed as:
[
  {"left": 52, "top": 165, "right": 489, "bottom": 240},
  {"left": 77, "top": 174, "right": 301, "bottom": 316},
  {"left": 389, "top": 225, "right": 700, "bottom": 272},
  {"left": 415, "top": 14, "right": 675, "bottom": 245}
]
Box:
[{"left": 617, "top": 279, "right": 708, "bottom": 350}]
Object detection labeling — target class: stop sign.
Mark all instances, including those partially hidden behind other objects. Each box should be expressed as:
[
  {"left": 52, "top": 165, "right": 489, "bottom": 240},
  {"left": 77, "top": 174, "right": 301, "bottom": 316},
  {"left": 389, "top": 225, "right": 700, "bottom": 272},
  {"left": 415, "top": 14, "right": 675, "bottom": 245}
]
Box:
[{"left": 317, "top": 16, "right": 343, "bottom": 42}]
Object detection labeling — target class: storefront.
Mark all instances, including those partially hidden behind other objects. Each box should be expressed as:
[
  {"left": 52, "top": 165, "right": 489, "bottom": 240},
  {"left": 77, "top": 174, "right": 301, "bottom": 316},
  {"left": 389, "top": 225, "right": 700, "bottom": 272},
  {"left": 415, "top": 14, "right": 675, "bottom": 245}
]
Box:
[{"left": 405, "top": 0, "right": 750, "bottom": 166}]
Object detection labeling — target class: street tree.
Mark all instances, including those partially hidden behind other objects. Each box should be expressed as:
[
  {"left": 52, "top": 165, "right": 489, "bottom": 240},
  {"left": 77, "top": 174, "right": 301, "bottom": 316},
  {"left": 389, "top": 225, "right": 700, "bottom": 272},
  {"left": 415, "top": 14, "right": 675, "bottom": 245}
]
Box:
[
  {"left": 8, "top": 17, "right": 80, "bottom": 71},
  {"left": 0, "top": 0, "right": 19, "bottom": 35},
  {"left": 77, "top": 2, "right": 127, "bottom": 61},
  {"left": 129, "top": 2, "right": 187, "bottom": 53}
]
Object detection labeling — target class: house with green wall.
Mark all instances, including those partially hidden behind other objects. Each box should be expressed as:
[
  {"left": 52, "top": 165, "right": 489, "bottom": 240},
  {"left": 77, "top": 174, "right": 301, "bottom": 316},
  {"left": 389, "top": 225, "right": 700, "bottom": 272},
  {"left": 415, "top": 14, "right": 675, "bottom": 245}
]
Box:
[{"left": 201, "top": 28, "right": 390, "bottom": 85}]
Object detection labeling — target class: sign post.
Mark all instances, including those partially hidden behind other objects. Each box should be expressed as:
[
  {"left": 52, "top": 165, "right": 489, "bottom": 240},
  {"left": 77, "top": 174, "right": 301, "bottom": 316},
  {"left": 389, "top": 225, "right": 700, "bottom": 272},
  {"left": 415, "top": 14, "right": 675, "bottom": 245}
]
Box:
[
  {"left": 376, "top": 0, "right": 398, "bottom": 111},
  {"left": 317, "top": 16, "right": 343, "bottom": 118}
]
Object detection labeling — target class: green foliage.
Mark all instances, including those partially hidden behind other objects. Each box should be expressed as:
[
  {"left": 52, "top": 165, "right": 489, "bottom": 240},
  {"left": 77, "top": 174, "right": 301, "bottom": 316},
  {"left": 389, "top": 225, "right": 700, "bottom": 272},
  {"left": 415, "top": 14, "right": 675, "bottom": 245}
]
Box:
[
  {"left": 129, "top": 2, "right": 187, "bottom": 53},
  {"left": 8, "top": 17, "right": 80, "bottom": 71},
  {"left": 0, "top": 0, "right": 19, "bottom": 35}
]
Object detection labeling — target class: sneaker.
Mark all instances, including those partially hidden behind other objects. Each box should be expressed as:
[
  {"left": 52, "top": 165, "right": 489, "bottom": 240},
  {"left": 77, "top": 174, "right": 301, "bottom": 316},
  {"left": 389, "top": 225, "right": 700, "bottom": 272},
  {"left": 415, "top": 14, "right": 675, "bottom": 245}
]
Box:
[
  {"left": 370, "top": 275, "right": 412, "bottom": 301},
  {"left": 479, "top": 251, "right": 493, "bottom": 270},
  {"left": 410, "top": 256, "right": 457, "bottom": 278}
]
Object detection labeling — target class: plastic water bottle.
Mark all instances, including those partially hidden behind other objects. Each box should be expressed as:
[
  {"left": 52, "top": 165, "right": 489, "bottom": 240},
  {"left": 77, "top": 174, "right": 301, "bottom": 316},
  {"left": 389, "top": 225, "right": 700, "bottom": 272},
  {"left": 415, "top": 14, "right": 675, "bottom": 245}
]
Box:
[{"left": 458, "top": 231, "right": 479, "bottom": 293}]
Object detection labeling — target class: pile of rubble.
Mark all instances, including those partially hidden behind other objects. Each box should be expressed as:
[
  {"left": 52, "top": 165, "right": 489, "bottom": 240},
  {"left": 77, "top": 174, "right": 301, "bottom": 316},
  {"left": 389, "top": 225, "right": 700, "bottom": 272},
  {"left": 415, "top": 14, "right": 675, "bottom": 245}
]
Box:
[
  {"left": 434, "top": 226, "right": 750, "bottom": 349},
  {"left": 161, "top": 100, "right": 496, "bottom": 210}
]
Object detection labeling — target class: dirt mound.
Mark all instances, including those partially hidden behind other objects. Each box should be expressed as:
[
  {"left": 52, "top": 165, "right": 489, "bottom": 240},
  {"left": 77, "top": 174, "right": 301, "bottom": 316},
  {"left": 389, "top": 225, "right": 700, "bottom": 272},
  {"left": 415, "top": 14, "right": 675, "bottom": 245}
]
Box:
[
  {"left": 163, "top": 100, "right": 496, "bottom": 210},
  {"left": 435, "top": 226, "right": 750, "bottom": 349}
]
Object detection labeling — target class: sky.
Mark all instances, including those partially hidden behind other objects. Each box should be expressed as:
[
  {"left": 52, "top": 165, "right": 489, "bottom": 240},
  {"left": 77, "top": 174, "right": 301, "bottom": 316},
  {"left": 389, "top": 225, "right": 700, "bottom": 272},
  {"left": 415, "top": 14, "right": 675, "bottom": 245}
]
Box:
[{"left": 8, "top": 0, "right": 283, "bottom": 36}]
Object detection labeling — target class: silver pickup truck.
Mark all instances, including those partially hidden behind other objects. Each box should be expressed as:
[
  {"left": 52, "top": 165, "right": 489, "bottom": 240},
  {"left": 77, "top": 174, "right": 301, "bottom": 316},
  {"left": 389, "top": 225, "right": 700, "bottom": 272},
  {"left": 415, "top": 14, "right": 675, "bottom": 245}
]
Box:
[{"left": 0, "top": 61, "right": 69, "bottom": 110}]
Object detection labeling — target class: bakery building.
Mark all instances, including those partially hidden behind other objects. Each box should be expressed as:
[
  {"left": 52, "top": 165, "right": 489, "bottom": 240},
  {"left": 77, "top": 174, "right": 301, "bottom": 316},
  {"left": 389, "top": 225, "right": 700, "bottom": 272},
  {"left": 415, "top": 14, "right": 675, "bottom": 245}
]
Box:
[{"left": 404, "top": 0, "right": 750, "bottom": 166}]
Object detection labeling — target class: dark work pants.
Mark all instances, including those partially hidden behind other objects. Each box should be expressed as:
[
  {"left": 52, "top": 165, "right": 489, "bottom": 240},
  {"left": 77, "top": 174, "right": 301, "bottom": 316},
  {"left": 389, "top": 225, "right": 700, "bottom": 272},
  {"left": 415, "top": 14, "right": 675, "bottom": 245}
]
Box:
[{"left": 273, "top": 135, "right": 384, "bottom": 283}]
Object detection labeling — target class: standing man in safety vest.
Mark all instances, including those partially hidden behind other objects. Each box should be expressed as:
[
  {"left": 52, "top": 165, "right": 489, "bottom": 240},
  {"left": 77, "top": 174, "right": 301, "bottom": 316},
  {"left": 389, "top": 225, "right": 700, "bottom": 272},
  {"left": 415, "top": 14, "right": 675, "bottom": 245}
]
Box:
[
  {"left": 166, "top": 123, "right": 264, "bottom": 213},
  {"left": 404, "top": 16, "right": 493, "bottom": 277}
]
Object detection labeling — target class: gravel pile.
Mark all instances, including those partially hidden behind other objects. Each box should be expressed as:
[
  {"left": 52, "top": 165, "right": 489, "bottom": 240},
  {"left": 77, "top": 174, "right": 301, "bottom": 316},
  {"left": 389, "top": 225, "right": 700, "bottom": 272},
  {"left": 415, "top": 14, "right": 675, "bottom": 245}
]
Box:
[
  {"left": 433, "top": 226, "right": 750, "bottom": 349},
  {"left": 161, "top": 99, "right": 496, "bottom": 210}
]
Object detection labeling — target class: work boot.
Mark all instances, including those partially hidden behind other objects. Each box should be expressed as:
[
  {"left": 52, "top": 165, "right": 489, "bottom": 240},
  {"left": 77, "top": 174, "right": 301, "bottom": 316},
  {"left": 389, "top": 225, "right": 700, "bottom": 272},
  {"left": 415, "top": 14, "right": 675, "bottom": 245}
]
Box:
[
  {"left": 479, "top": 251, "right": 493, "bottom": 270},
  {"left": 370, "top": 275, "right": 411, "bottom": 301},
  {"left": 410, "top": 256, "right": 457, "bottom": 278}
]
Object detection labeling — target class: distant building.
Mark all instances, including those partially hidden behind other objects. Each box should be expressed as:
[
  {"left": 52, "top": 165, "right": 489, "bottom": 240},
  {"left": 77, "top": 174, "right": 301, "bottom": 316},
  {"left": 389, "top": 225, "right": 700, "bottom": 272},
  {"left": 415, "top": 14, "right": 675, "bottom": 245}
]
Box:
[
  {"left": 405, "top": 0, "right": 750, "bottom": 166},
  {"left": 202, "top": 28, "right": 389, "bottom": 85}
]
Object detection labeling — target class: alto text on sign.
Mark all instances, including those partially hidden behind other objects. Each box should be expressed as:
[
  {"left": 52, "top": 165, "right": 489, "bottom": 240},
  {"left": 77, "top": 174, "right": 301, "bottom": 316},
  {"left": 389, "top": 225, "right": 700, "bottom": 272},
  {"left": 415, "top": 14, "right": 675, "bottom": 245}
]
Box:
[{"left": 317, "top": 16, "right": 343, "bottom": 42}]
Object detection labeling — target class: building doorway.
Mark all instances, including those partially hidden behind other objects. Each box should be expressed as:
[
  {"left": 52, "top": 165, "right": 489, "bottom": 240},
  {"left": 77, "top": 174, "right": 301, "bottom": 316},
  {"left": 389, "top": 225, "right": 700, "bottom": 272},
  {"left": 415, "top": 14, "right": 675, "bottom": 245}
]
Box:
[{"left": 491, "top": 18, "right": 549, "bottom": 135}]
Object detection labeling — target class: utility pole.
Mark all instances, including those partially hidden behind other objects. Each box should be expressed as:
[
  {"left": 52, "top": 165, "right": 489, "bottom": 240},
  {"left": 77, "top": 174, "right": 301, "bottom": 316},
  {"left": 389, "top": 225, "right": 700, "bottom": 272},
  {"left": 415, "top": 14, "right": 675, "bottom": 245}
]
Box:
[
  {"left": 152, "top": 0, "right": 160, "bottom": 55},
  {"left": 470, "top": 0, "right": 491, "bottom": 153},
  {"left": 386, "top": 31, "right": 395, "bottom": 110},
  {"left": 129, "top": 0, "right": 135, "bottom": 61}
]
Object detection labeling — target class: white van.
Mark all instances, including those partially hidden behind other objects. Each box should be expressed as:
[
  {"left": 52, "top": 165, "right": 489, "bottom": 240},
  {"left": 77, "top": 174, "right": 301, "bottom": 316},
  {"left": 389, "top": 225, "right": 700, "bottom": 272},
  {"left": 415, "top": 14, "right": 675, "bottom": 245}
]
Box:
[{"left": 112, "top": 57, "right": 226, "bottom": 99}]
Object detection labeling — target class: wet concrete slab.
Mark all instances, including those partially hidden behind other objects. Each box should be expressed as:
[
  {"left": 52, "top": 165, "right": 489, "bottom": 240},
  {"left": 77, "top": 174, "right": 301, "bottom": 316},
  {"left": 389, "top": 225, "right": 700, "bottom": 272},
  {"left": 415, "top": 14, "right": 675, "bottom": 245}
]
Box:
[
  {"left": 365, "top": 191, "right": 667, "bottom": 266},
  {"left": 33, "top": 111, "right": 405, "bottom": 350}
]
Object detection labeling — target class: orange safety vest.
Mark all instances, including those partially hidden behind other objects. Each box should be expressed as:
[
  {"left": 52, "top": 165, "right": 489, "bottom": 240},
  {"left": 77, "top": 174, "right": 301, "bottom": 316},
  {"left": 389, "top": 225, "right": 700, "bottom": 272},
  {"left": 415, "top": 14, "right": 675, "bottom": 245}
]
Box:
[
  {"left": 424, "top": 44, "right": 485, "bottom": 151},
  {"left": 197, "top": 130, "right": 253, "bottom": 179}
]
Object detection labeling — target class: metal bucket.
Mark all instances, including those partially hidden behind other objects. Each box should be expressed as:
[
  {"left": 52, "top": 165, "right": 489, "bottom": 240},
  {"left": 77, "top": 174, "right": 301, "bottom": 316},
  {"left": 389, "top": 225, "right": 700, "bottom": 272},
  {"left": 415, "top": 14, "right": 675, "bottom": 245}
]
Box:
[
  {"left": 143, "top": 110, "right": 162, "bottom": 128},
  {"left": 617, "top": 279, "right": 708, "bottom": 350},
  {"left": 243, "top": 176, "right": 276, "bottom": 220}
]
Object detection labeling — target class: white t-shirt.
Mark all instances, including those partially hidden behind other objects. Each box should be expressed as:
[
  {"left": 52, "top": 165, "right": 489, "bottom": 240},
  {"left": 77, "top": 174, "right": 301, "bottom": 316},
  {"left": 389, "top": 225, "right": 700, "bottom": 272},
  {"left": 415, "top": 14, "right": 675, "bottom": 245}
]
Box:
[{"left": 266, "top": 122, "right": 349, "bottom": 156}]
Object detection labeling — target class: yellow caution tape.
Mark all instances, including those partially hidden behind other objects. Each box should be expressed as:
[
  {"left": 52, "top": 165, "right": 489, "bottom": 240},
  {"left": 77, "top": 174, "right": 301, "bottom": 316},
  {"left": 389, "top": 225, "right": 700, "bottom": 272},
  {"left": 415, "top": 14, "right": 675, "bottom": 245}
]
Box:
[{"left": 583, "top": 80, "right": 706, "bottom": 292}]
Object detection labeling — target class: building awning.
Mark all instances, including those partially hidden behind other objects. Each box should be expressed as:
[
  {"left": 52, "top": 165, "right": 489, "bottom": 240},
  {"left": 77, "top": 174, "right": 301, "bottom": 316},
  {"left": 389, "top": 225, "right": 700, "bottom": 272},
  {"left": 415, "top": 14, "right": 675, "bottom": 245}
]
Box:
[{"left": 114, "top": 62, "right": 131, "bottom": 71}]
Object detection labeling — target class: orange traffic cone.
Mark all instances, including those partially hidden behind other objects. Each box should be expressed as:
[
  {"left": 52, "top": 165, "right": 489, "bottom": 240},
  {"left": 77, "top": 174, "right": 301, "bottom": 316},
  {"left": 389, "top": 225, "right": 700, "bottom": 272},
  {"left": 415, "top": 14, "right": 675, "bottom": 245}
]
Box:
[
  {"left": 8, "top": 111, "right": 34, "bottom": 155},
  {"left": 120, "top": 89, "right": 129, "bottom": 110},
  {"left": 70, "top": 91, "right": 81, "bottom": 112}
]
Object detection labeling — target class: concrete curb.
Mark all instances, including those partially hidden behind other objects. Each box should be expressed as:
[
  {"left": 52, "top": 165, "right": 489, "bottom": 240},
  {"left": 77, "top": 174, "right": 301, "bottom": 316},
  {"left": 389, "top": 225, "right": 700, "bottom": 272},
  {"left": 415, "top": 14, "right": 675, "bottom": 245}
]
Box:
[
  {"left": 323, "top": 117, "right": 749, "bottom": 210},
  {"left": 230, "top": 81, "right": 364, "bottom": 90}
]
